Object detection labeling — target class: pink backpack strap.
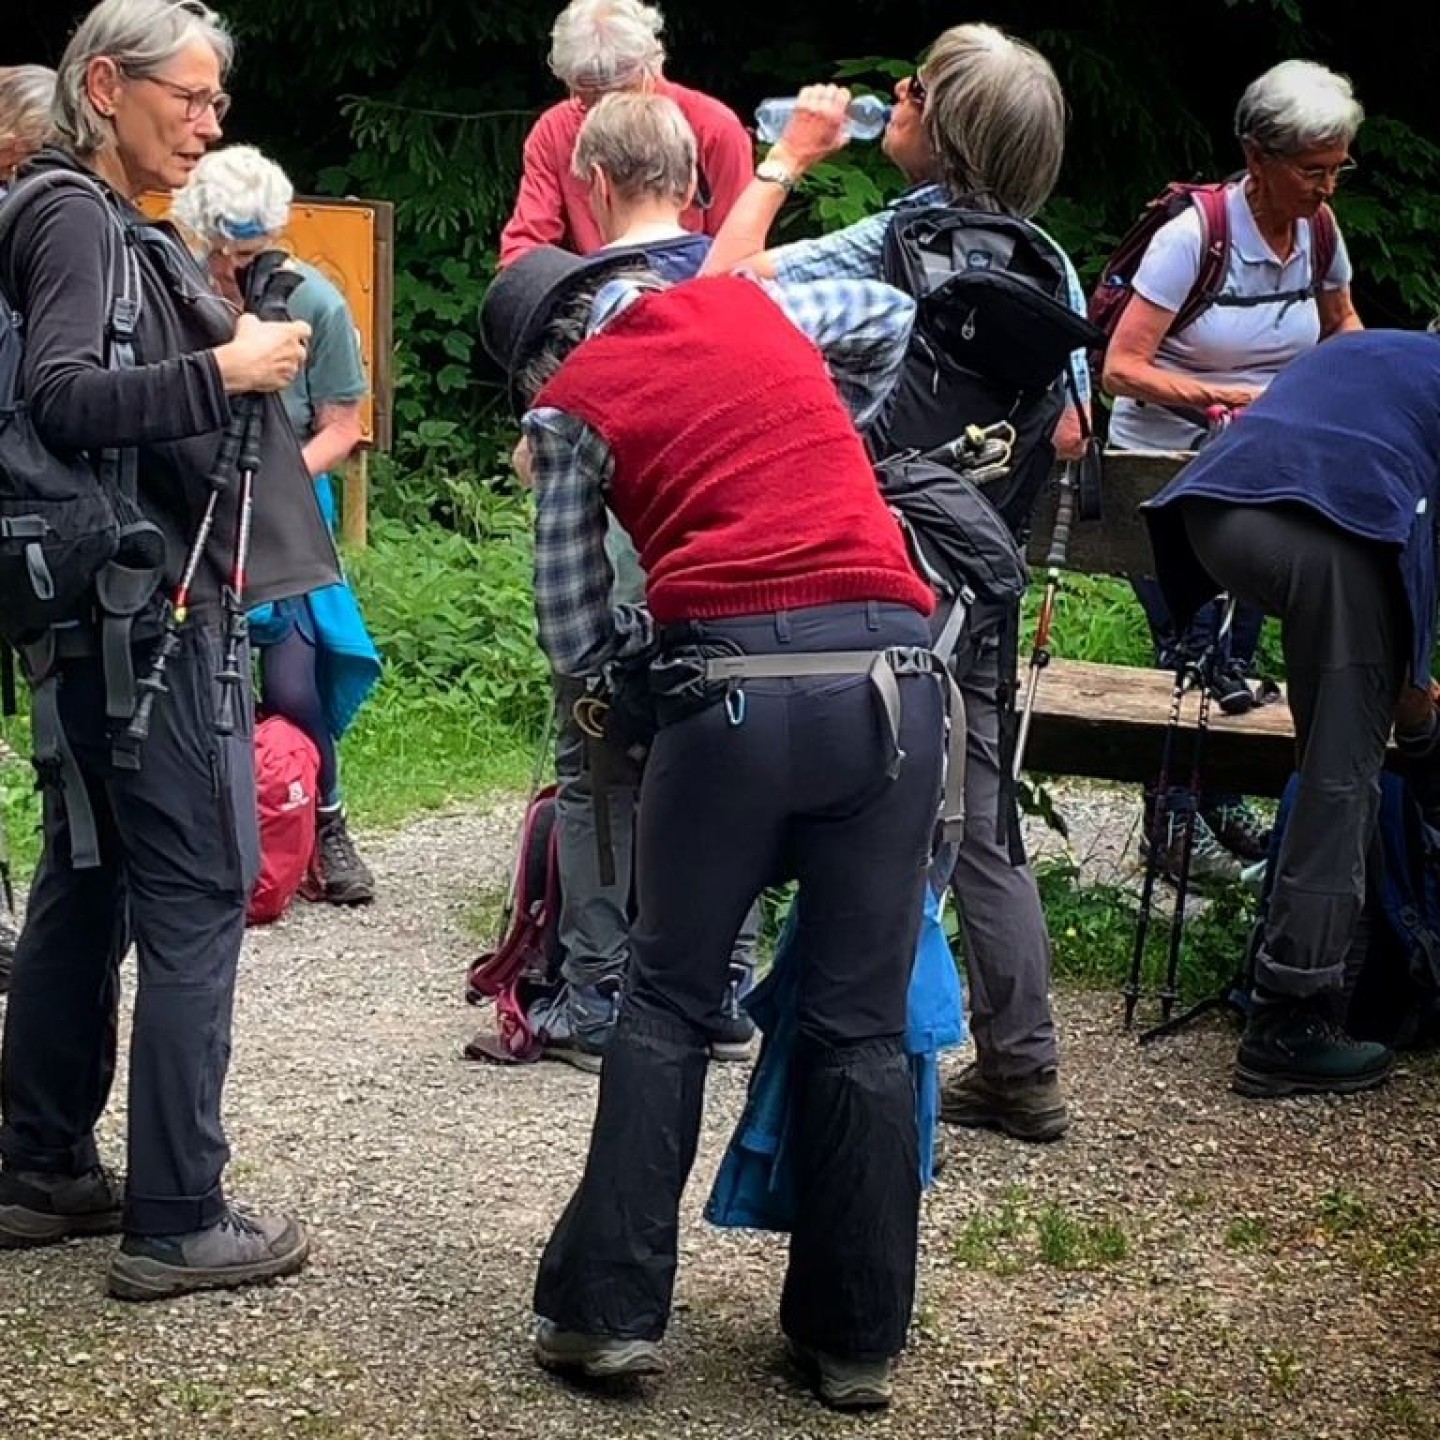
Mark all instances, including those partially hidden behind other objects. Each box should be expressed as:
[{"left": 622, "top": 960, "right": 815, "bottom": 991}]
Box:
[{"left": 1312, "top": 203, "right": 1340, "bottom": 292}]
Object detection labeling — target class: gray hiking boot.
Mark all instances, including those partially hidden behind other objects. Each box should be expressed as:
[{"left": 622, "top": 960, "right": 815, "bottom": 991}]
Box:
[
  {"left": 788, "top": 1341, "right": 894, "bottom": 1411},
  {"left": 107, "top": 1205, "right": 310, "bottom": 1302},
  {"left": 939, "top": 1063, "right": 1070, "bottom": 1142},
  {"left": 1141, "top": 809, "right": 1242, "bottom": 888},
  {"left": 533, "top": 981, "right": 619, "bottom": 1074},
  {"left": 0, "top": 1165, "right": 124, "bottom": 1249},
  {"left": 1234, "top": 996, "right": 1394, "bottom": 1099},
  {"left": 315, "top": 807, "right": 375, "bottom": 906},
  {"left": 533, "top": 1318, "right": 664, "bottom": 1379}
]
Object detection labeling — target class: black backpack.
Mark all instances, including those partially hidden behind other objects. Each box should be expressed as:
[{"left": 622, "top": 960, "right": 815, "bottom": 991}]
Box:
[
  {"left": 872, "top": 205, "right": 1103, "bottom": 537},
  {"left": 0, "top": 170, "right": 161, "bottom": 650}
]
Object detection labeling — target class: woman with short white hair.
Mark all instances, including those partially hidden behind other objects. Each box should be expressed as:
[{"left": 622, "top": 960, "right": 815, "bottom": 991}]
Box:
[
  {"left": 173, "top": 144, "right": 381, "bottom": 909},
  {"left": 0, "top": 65, "right": 56, "bottom": 186},
  {"left": 498, "top": 0, "right": 751, "bottom": 263}
]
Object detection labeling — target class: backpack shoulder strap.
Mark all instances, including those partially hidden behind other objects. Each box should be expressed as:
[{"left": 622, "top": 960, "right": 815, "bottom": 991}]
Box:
[
  {"left": 1172, "top": 184, "right": 1232, "bottom": 334},
  {"left": 1312, "top": 203, "right": 1340, "bottom": 294}
]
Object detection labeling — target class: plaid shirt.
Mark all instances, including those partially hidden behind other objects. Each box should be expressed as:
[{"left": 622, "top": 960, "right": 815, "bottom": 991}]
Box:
[{"left": 525, "top": 274, "right": 916, "bottom": 677}]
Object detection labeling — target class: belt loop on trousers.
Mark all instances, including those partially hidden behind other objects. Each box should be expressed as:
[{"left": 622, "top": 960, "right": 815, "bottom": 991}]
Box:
[
  {"left": 774, "top": 610, "right": 792, "bottom": 644},
  {"left": 866, "top": 600, "right": 880, "bottom": 631}
]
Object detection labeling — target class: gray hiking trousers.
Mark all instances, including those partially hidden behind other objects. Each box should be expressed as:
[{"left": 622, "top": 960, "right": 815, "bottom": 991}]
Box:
[
  {"left": 1183, "top": 499, "right": 1407, "bottom": 997},
  {"left": 947, "top": 600, "right": 1059, "bottom": 1081}
]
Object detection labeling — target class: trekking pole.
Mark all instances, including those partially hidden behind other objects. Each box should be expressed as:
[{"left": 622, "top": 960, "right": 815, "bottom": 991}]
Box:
[
  {"left": 215, "top": 254, "right": 303, "bottom": 736},
  {"left": 1124, "top": 652, "right": 1194, "bottom": 1028},
  {"left": 1154, "top": 595, "right": 1236, "bottom": 1023},
  {"left": 1013, "top": 461, "right": 1077, "bottom": 781}
]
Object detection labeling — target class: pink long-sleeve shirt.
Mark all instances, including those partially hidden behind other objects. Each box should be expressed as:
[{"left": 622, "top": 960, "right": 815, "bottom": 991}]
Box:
[{"left": 498, "top": 78, "right": 753, "bottom": 265}]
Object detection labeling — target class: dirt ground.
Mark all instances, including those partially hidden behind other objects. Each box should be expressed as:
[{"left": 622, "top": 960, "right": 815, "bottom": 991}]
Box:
[{"left": 1, "top": 792, "right": 1438, "bottom": 1440}]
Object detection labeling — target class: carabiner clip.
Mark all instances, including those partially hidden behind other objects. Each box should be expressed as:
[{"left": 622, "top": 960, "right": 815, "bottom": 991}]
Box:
[{"left": 724, "top": 684, "right": 746, "bottom": 727}]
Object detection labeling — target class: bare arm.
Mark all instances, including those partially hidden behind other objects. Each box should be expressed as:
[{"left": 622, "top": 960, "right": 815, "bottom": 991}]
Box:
[
  {"left": 1101, "top": 294, "right": 1261, "bottom": 413},
  {"left": 300, "top": 399, "right": 364, "bottom": 478},
  {"left": 700, "top": 84, "right": 853, "bottom": 277},
  {"left": 1319, "top": 285, "right": 1363, "bottom": 338}
]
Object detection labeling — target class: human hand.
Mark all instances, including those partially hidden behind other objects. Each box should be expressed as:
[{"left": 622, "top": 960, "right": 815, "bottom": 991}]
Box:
[
  {"left": 769, "top": 84, "right": 852, "bottom": 174},
  {"left": 1208, "top": 386, "right": 1261, "bottom": 415},
  {"left": 511, "top": 435, "right": 535, "bottom": 489},
  {"left": 213, "top": 313, "right": 313, "bottom": 394}
]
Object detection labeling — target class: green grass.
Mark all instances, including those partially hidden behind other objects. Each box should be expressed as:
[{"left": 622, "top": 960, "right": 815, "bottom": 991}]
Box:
[{"left": 952, "top": 1189, "right": 1132, "bottom": 1273}]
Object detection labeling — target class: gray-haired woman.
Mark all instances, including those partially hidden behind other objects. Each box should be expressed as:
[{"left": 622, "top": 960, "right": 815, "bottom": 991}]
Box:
[
  {"left": 704, "top": 23, "right": 1087, "bottom": 1148},
  {"left": 0, "top": 0, "right": 336, "bottom": 1299},
  {"left": 0, "top": 65, "right": 56, "bottom": 187}
]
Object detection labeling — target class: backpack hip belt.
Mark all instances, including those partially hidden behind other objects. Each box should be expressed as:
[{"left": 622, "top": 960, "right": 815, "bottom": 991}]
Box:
[{"left": 697, "top": 644, "right": 967, "bottom": 842}]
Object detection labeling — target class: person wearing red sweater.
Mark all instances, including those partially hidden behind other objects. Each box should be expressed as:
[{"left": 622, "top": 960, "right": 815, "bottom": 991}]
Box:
[
  {"left": 497, "top": 0, "right": 751, "bottom": 265},
  {"left": 481, "top": 242, "right": 948, "bottom": 1410}
]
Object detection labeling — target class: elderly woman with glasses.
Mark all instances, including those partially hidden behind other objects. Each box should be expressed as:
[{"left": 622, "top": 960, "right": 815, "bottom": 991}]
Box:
[
  {"left": 498, "top": 0, "right": 751, "bottom": 264},
  {"left": 0, "top": 0, "right": 332, "bottom": 1299},
  {"left": 1102, "top": 60, "right": 1365, "bottom": 891}
]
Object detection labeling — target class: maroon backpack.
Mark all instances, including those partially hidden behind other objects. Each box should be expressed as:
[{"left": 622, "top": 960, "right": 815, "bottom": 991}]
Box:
[
  {"left": 1087, "top": 181, "right": 1339, "bottom": 368},
  {"left": 463, "top": 784, "right": 564, "bottom": 1063}
]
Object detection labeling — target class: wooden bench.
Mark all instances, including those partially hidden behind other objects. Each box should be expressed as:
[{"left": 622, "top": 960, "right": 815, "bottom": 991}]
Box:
[{"left": 1017, "top": 450, "right": 1300, "bottom": 798}]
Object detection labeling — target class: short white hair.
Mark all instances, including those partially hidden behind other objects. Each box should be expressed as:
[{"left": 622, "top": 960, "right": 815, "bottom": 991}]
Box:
[
  {"left": 172, "top": 143, "right": 293, "bottom": 246},
  {"left": 54, "top": 0, "right": 233, "bottom": 158},
  {"left": 0, "top": 65, "right": 57, "bottom": 154},
  {"left": 548, "top": 0, "right": 665, "bottom": 92},
  {"left": 1235, "top": 59, "right": 1364, "bottom": 154}
]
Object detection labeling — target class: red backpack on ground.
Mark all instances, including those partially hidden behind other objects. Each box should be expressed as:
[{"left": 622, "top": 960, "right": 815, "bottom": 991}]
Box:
[
  {"left": 246, "top": 715, "right": 321, "bottom": 926},
  {"left": 463, "top": 784, "right": 565, "bottom": 1063},
  {"left": 1087, "top": 181, "right": 1339, "bottom": 370}
]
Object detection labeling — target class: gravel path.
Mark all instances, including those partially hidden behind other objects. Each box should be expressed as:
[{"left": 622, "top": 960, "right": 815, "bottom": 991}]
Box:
[{"left": 2, "top": 786, "right": 1438, "bottom": 1440}]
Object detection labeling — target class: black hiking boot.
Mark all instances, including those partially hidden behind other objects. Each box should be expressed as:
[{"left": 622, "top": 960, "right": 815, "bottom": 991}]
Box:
[
  {"left": 0, "top": 1164, "right": 124, "bottom": 1249},
  {"left": 1203, "top": 799, "right": 1272, "bottom": 863},
  {"left": 107, "top": 1205, "right": 310, "bottom": 1301},
  {"left": 710, "top": 962, "right": 756, "bottom": 1062},
  {"left": 1234, "top": 997, "right": 1394, "bottom": 1099},
  {"left": 939, "top": 1063, "right": 1070, "bottom": 1142},
  {"left": 315, "top": 807, "right": 375, "bottom": 906}
]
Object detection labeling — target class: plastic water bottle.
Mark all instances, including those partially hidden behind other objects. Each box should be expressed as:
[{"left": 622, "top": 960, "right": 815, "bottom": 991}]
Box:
[{"left": 754, "top": 94, "right": 891, "bottom": 144}]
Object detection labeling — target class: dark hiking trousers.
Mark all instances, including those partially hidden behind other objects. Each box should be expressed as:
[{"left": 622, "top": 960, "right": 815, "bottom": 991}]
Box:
[
  {"left": 1182, "top": 500, "right": 1407, "bottom": 997},
  {"left": 534, "top": 601, "right": 944, "bottom": 1361},
  {"left": 0, "top": 624, "right": 259, "bottom": 1236}
]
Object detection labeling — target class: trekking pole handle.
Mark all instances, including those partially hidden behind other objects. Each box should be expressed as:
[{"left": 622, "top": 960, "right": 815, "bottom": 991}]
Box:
[{"left": 1046, "top": 462, "right": 1079, "bottom": 571}]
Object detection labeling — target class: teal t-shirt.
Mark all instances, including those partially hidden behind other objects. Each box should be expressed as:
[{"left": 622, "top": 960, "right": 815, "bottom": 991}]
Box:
[{"left": 283, "top": 259, "right": 368, "bottom": 443}]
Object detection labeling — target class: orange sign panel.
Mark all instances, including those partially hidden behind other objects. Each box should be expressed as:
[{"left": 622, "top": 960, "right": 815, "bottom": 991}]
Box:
[{"left": 140, "top": 192, "right": 394, "bottom": 451}]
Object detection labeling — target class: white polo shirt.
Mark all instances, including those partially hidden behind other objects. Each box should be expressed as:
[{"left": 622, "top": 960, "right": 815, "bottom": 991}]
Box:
[{"left": 1108, "top": 179, "right": 1353, "bottom": 452}]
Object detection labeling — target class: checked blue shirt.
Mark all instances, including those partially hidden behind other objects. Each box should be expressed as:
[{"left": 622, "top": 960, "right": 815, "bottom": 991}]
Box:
[{"left": 524, "top": 274, "right": 916, "bottom": 678}]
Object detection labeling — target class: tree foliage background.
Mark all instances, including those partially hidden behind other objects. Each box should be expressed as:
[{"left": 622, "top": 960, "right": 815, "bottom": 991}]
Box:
[{"left": 7, "top": 0, "right": 1440, "bottom": 502}]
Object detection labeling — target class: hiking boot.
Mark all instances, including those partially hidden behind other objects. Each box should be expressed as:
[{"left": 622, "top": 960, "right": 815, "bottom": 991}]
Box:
[
  {"left": 939, "top": 1063, "right": 1070, "bottom": 1142},
  {"left": 1203, "top": 799, "right": 1272, "bottom": 863},
  {"left": 315, "top": 807, "right": 375, "bottom": 906},
  {"left": 107, "top": 1205, "right": 310, "bottom": 1302},
  {"left": 533, "top": 981, "right": 619, "bottom": 1075},
  {"left": 788, "top": 1341, "right": 893, "bottom": 1411},
  {"left": 1209, "top": 661, "right": 1257, "bottom": 715},
  {"left": 1234, "top": 996, "right": 1394, "bottom": 1099},
  {"left": 0, "top": 1165, "right": 124, "bottom": 1249},
  {"left": 533, "top": 1318, "right": 664, "bottom": 1379},
  {"left": 1141, "top": 809, "right": 1242, "bottom": 889},
  {"left": 710, "top": 962, "right": 756, "bottom": 1062}
]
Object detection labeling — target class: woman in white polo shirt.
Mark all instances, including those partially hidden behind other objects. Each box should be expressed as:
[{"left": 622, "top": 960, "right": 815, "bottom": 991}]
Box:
[{"left": 1103, "top": 58, "right": 1363, "bottom": 883}]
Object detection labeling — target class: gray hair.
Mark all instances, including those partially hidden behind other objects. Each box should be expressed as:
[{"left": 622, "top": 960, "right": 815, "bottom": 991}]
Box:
[
  {"left": 0, "top": 66, "right": 58, "bottom": 160},
  {"left": 54, "top": 0, "right": 234, "bottom": 158},
  {"left": 920, "top": 22, "right": 1066, "bottom": 219},
  {"left": 548, "top": 0, "right": 665, "bottom": 93},
  {"left": 571, "top": 91, "right": 694, "bottom": 204},
  {"left": 1235, "top": 59, "right": 1364, "bottom": 155},
  {"left": 172, "top": 143, "right": 293, "bottom": 244}
]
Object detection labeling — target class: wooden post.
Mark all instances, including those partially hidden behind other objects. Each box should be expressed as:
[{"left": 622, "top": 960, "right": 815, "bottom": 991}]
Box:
[{"left": 341, "top": 450, "right": 369, "bottom": 550}]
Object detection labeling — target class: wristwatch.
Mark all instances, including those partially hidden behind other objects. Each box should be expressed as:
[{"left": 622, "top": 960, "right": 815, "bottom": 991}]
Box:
[{"left": 755, "top": 157, "right": 798, "bottom": 193}]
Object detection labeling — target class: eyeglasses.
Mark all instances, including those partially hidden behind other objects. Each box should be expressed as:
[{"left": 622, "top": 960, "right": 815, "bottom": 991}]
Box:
[
  {"left": 907, "top": 70, "right": 928, "bottom": 108},
  {"left": 132, "top": 73, "right": 231, "bottom": 123},
  {"left": 1275, "top": 154, "right": 1358, "bottom": 185}
]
